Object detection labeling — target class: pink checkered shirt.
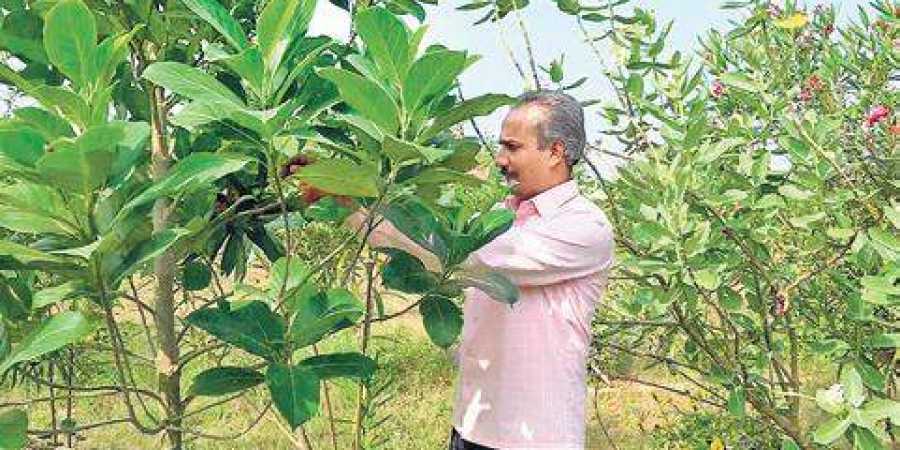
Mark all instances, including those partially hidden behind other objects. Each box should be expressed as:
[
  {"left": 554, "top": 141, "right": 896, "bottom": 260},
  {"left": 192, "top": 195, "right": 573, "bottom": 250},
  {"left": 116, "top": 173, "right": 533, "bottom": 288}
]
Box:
[{"left": 453, "top": 180, "right": 615, "bottom": 449}]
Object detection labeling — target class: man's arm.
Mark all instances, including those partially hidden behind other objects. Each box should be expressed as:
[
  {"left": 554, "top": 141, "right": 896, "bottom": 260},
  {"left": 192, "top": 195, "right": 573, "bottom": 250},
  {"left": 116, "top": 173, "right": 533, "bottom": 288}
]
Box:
[
  {"left": 342, "top": 208, "right": 443, "bottom": 273},
  {"left": 463, "top": 211, "right": 614, "bottom": 287}
]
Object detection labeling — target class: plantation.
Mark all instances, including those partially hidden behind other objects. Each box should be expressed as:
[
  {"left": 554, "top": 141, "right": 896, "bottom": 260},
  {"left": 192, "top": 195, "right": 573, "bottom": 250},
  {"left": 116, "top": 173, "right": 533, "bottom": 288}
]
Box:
[{"left": 0, "top": 0, "right": 897, "bottom": 449}]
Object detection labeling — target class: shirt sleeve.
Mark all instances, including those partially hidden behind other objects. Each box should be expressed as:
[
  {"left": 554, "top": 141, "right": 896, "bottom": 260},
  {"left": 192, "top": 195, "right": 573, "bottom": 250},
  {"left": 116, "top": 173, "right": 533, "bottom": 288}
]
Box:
[{"left": 463, "top": 211, "right": 614, "bottom": 287}]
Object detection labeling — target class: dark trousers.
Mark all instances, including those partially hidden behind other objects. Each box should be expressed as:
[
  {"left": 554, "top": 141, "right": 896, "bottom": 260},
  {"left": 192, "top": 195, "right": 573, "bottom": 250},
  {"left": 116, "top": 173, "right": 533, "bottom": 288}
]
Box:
[{"left": 448, "top": 428, "right": 496, "bottom": 450}]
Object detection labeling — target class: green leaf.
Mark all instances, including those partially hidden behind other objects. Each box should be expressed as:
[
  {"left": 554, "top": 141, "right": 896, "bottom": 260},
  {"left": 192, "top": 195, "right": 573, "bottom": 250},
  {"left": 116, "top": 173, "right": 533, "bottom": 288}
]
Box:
[
  {"left": 856, "top": 361, "right": 885, "bottom": 392},
  {"left": 142, "top": 61, "right": 243, "bottom": 106},
  {"left": 697, "top": 138, "right": 745, "bottom": 164},
  {"left": 382, "top": 135, "right": 423, "bottom": 164},
  {"left": 12, "top": 107, "right": 74, "bottom": 141},
  {"left": 0, "top": 128, "right": 44, "bottom": 167},
  {"left": 859, "top": 398, "right": 900, "bottom": 425},
  {"left": 188, "top": 366, "right": 264, "bottom": 396},
  {"left": 849, "top": 427, "right": 885, "bottom": 450},
  {"left": 382, "top": 197, "right": 448, "bottom": 262},
  {"left": 0, "top": 311, "right": 95, "bottom": 373},
  {"left": 186, "top": 301, "right": 286, "bottom": 360},
  {"left": 407, "top": 167, "right": 481, "bottom": 188},
  {"left": 467, "top": 209, "right": 514, "bottom": 253},
  {"left": 813, "top": 416, "right": 851, "bottom": 445},
  {"left": 218, "top": 47, "right": 265, "bottom": 98},
  {"left": 420, "top": 294, "right": 462, "bottom": 348},
  {"left": 0, "top": 240, "right": 81, "bottom": 272},
  {"left": 453, "top": 268, "right": 518, "bottom": 305},
  {"left": 89, "top": 27, "right": 141, "bottom": 86},
  {"left": 842, "top": 366, "right": 866, "bottom": 408},
  {"left": 780, "top": 438, "right": 800, "bottom": 450},
  {"left": 0, "top": 409, "right": 27, "bottom": 449},
  {"left": 112, "top": 228, "right": 192, "bottom": 286},
  {"left": 270, "top": 257, "right": 315, "bottom": 304},
  {"left": 289, "top": 289, "right": 363, "bottom": 347},
  {"left": 298, "top": 352, "right": 375, "bottom": 380},
  {"left": 257, "top": 0, "right": 316, "bottom": 72},
  {"left": 403, "top": 50, "right": 467, "bottom": 113},
  {"left": 693, "top": 268, "right": 721, "bottom": 290},
  {"left": 354, "top": 7, "right": 410, "bottom": 83},
  {"left": 0, "top": 184, "right": 80, "bottom": 237},
  {"left": 180, "top": 0, "right": 249, "bottom": 51},
  {"left": 123, "top": 153, "right": 251, "bottom": 212},
  {"left": 380, "top": 249, "right": 439, "bottom": 293},
  {"left": 418, "top": 93, "right": 515, "bottom": 143},
  {"left": 317, "top": 68, "right": 400, "bottom": 134},
  {"left": 293, "top": 158, "right": 379, "bottom": 198},
  {"left": 32, "top": 281, "right": 85, "bottom": 309},
  {"left": 267, "top": 363, "right": 320, "bottom": 429},
  {"left": 183, "top": 260, "right": 212, "bottom": 291},
  {"left": 37, "top": 123, "right": 124, "bottom": 193},
  {"left": 43, "top": 0, "right": 96, "bottom": 87},
  {"left": 727, "top": 387, "right": 745, "bottom": 417},
  {"left": 719, "top": 72, "right": 761, "bottom": 93},
  {"left": 869, "top": 333, "right": 899, "bottom": 349}
]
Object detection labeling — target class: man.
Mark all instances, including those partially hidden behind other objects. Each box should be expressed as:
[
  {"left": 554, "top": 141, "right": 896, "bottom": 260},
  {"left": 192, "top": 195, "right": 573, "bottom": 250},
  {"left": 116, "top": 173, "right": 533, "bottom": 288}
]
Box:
[
  {"left": 304, "top": 90, "right": 614, "bottom": 449},
  {"left": 444, "top": 91, "right": 614, "bottom": 449}
]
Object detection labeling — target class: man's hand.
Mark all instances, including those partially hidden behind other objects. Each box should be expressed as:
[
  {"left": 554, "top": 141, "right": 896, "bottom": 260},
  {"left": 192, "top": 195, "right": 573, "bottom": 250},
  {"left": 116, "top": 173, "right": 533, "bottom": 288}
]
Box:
[{"left": 279, "top": 154, "right": 353, "bottom": 207}]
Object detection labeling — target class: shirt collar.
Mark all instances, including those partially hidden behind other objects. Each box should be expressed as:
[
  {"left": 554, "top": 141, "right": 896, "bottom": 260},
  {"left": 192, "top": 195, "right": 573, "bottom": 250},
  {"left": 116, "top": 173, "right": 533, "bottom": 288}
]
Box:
[{"left": 505, "top": 180, "right": 579, "bottom": 218}]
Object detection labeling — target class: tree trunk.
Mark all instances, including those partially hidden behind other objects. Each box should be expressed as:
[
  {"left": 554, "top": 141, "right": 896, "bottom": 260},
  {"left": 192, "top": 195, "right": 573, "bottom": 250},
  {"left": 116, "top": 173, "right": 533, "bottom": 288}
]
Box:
[{"left": 149, "top": 85, "right": 183, "bottom": 449}]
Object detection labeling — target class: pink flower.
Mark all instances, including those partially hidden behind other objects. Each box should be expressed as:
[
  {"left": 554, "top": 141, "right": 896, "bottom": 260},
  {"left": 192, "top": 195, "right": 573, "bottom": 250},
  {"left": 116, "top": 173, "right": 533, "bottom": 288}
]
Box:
[
  {"left": 866, "top": 105, "right": 891, "bottom": 127},
  {"left": 890, "top": 122, "right": 900, "bottom": 135},
  {"left": 711, "top": 80, "right": 725, "bottom": 98},
  {"left": 799, "top": 89, "right": 813, "bottom": 102}
]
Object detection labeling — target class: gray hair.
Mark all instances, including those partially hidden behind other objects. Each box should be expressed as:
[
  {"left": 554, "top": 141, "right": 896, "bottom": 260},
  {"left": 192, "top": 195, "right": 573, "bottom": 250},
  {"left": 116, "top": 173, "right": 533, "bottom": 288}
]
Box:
[{"left": 514, "top": 90, "right": 586, "bottom": 168}]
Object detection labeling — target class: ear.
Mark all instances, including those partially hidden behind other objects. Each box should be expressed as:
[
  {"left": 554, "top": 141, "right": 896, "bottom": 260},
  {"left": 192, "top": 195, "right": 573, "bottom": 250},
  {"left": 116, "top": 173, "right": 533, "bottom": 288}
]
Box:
[{"left": 548, "top": 140, "right": 567, "bottom": 168}]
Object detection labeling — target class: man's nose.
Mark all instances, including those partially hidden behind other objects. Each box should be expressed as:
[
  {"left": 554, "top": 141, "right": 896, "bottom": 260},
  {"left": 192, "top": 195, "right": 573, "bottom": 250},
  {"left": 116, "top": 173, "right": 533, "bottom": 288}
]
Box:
[{"left": 494, "top": 150, "right": 508, "bottom": 168}]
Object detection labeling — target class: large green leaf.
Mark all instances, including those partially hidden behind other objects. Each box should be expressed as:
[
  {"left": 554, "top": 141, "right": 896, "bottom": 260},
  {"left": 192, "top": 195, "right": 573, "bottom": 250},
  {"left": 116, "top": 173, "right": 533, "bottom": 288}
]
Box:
[
  {"left": 269, "top": 257, "right": 316, "bottom": 307},
  {"left": 380, "top": 249, "right": 439, "bottom": 294},
  {"left": 36, "top": 123, "right": 125, "bottom": 193},
  {"left": 0, "top": 128, "right": 44, "bottom": 167},
  {"left": 12, "top": 107, "right": 74, "bottom": 141},
  {"left": 813, "top": 416, "right": 851, "bottom": 445},
  {"left": 0, "top": 240, "right": 81, "bottom": 272},
  {"left": 289, "top": 289, "right": 363, "bottom": 347},
  {"left": 317, "top": 68, "right": 400, "bottom": 134},
  {"left": 420, "top": 294, "right": 462, "bottom": 348},
  {"left": 32, "top": 281, "right": 85, "bottom": 309},
  {"left": 298, "top": 352, "right": 375, "bottom": 380},
  {"left": 88, "top": 27, "right": 141, "bottom": 87},
  {"left": 42, "top": 0, "right": 96, "bottom": 87},
  {"left": 219, "top": 47, "right": 265, "bottom": 98},
  {"left": 181, "top": 0, "right": 249, "bottom": 52},
  {"left": 267, "top": 363, "right": 320, "bottom": 429},
  {"left": 0, "top": 275, "right": 29, "bottom": 320},
  {"left": 0, "top": 10, "right": 47, "bottom": 65},
  {"left": 0, "top": 311, "right": 95, "bottom": 373},
  {"left": 452, "top": 268, "right": 518, "bottom": 305},
  {"left": 0, "top": 183, "right": 80, "bottom": 236},
  {"left": 122, "top": 153, "right": 251, "bottom": 212},
  {"left": 355, "top": 7, "right": 410, "bottom": 83},
  {"left": 142, "top": 61, "right": 243, "bottom": 106},
  {"left": 188, "top": 366, "right": 264, "bottom": 397},
  {"left": 382, "top": 197, "right": 448, "bottom": 263},
  {"left": 293, "top": 158, "right": 379, "bottom": 198},
  {"left": 257, "top": 0, "right": 316, "bottom": 73},
  {"left": 185, "top": 301, "right": 285, "bottom": 360},
  {"left": 0, "top": 409, "right": 27, "bottom": 449},
  {"left": 403, "top": 50, "right": 467, "bottom": 113},
  {"left": 418, "top": 93, "right": 515, "bottom": 143},
  {"left": 110, "top": 228, "right": 192, "bottom": 286}
]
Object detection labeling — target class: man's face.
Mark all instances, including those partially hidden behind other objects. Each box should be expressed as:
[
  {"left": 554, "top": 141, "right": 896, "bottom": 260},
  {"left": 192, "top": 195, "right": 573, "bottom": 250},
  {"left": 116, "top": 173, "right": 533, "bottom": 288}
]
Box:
[{"left": 496, "top": 105, "right": 561, "bottom": 199}]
